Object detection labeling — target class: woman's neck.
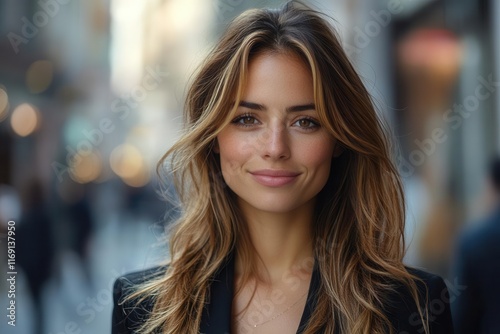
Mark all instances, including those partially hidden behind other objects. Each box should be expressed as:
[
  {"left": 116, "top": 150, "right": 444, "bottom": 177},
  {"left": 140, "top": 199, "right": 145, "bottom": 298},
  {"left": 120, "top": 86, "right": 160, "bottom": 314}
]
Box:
[{"left": 236, "top": 198, "right": 315, "bottom": 285}]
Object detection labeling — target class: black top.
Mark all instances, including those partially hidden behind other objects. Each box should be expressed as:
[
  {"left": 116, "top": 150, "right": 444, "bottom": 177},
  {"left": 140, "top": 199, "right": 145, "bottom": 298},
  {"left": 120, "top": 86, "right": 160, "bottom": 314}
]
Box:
[{"left": 112, "top": 256, "right": 454, "bottom": 333}]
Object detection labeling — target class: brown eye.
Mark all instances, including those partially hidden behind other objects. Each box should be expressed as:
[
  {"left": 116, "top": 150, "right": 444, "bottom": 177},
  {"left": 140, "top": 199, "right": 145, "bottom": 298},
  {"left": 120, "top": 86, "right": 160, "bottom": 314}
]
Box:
[
  {"left": 294, "top": 118, "right": 319, "bottom": 129},
  {"left": 242, "top": 116, "right": 255, "bottom": 124},
  {"left": 299, "top": 119, "right": 311, "bottom": 127},
  {"left": 232, "top": 114, "right": 259, "bottom": 127}
]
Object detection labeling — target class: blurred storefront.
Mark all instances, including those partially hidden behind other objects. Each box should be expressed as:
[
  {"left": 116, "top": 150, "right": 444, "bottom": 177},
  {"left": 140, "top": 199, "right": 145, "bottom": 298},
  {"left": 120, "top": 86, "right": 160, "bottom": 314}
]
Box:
[{"left": 388, "top": 0, "right": 499, "bottom": 274}]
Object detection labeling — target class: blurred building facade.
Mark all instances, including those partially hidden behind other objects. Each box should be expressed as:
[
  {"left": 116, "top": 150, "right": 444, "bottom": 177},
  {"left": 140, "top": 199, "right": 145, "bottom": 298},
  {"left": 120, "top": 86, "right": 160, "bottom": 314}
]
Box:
[{"left": 388, "top": 0, "right": 499, "bottom": 273}]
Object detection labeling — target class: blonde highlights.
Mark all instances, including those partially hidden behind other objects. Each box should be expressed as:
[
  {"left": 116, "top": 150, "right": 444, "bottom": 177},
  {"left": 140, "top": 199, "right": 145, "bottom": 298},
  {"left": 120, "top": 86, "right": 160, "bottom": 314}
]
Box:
[{"left": 122, "top": 2, "right": 429, "bottom": 333}]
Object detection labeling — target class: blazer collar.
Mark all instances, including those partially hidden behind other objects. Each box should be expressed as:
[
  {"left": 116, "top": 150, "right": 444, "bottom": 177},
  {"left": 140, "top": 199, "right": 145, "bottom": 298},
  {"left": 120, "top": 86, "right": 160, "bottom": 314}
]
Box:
[{"left": 199, "top": 254, "right": 321, "bottom": 334}]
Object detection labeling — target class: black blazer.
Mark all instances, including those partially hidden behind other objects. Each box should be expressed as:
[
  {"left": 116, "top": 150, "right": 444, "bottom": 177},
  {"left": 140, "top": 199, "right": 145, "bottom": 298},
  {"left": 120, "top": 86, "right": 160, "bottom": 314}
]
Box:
[{"left": 112, "top": 256, "right": 454, "bottom": 333}]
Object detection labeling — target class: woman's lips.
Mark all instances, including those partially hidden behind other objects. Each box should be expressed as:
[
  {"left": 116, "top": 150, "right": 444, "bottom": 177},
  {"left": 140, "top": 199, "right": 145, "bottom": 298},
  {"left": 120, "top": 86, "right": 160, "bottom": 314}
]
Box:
[{"left": 249, "top": 170, "right": 300, "bottom": 187}]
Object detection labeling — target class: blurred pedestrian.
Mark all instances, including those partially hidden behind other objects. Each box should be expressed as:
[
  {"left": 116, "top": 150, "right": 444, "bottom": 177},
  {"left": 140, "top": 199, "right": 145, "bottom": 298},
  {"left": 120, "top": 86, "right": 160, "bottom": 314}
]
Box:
[
  {"left": 17, "top": 178, "right": 55, "bottom": 334},
  {"left": 452, "top": 156, "right": 500, "bottom": 333}
]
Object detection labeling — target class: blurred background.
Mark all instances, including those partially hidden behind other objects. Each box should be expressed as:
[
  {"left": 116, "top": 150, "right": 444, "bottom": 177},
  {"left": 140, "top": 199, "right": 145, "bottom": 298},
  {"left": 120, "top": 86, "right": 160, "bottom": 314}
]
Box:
[{"left": 0, "top": 0, "right": 498, "bottom": 333}]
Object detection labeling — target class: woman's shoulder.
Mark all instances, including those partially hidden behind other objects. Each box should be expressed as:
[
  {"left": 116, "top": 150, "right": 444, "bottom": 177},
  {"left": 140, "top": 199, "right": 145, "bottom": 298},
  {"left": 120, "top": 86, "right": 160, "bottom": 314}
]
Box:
[
  {"left": 405, "top": 266, "right": 449, "bottom": 294},
  {"left": 115, "top": 265, "right": 167, "bottom": 287},
  {"left": 112, "top": 265, "right": 168, "bottom": 334},
  {"left": 384, "top": 267, "right": 454, "bottom": 334}
]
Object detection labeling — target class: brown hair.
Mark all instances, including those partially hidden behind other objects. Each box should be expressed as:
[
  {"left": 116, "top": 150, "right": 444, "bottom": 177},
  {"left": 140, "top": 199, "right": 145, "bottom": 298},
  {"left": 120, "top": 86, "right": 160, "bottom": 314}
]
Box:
[{"left": 124, "top": 2, "right": 428, "bottom": 333}]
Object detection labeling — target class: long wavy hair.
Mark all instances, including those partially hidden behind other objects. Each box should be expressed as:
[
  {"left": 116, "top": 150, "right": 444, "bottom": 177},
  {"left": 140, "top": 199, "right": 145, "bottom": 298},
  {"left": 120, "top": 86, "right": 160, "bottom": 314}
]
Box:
[{"left": 124, "top": 2, "right": 428, "bottom": 333}]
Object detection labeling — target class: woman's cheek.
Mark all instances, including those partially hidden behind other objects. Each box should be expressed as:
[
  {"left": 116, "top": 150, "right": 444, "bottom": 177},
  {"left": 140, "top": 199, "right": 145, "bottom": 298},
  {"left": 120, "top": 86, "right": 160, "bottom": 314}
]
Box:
[{"left": 301, "top": 138, "right": 335, "bottom": 166}]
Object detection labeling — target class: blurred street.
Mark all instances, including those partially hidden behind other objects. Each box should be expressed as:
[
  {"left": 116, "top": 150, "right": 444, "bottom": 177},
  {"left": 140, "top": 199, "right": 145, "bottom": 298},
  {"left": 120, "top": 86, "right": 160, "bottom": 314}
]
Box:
[{"left": 1, "top": 216, "right": 163, "bottom": 334}]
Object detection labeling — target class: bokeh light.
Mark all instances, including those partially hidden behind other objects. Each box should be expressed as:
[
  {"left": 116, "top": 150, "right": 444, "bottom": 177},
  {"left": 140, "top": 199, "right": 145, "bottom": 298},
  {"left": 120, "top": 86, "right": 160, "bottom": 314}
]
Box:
[
  {"left": 26, "top": 60, "right": 54, "bottom": 94},
  {"left": 10, "top": 103, "right": 40, "bottom": 137},
  {"left": 110, "top": 143, "right": 150, "bottom": 187},
  {"left": 69, "top": 150, "right": 102, "bottom": 184}
]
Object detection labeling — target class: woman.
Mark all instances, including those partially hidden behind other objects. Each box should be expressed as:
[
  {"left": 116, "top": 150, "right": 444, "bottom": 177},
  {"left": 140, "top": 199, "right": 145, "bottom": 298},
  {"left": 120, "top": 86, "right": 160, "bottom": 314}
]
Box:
[{"left": 112, "top": 2, "right": 454, "bottom": 333}]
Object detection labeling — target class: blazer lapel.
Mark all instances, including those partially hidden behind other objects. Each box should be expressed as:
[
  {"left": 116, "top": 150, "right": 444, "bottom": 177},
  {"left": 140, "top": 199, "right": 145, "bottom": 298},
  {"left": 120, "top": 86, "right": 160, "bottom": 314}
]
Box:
[
  {"left": 297, "top": 260, "right": 321, "bottom": 333},
  {"left": 200, "top": 255, "right": 235, "bottom": 334}
]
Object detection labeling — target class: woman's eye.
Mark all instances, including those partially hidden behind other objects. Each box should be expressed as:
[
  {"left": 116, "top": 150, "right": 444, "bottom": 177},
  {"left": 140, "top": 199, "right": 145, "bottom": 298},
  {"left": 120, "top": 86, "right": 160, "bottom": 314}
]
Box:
[
  {"left": 232, "top": 115, "right": 259, "bottom": 126},
  {"left": 294, "top": 118, "right": 319, "bottom": 129}
]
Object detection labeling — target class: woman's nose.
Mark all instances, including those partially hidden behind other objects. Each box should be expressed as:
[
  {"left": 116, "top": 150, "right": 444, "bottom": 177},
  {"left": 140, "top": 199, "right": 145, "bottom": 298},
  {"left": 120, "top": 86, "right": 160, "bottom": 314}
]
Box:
[{"left": 260, "top": 124, "right": 291, "bottom": 160}]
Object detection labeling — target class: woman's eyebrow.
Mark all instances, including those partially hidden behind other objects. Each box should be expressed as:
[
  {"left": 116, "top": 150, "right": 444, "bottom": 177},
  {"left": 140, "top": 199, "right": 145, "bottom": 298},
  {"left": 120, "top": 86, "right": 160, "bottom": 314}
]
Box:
[
  {"left": 238, "top": 101, "right": 264, "bottom": 110},
  {"left": 287, "top": 103, "right": 316, "bottom": 112},
  {"left": 238, "top": 100, "right": 316, "bottom": 112}
]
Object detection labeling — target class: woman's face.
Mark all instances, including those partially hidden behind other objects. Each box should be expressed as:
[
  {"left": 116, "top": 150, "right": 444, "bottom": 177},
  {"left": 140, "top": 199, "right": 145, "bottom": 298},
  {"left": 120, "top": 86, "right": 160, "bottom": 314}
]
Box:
[{"left": 215, "top": 52, "right": 337, "bottom": 214}]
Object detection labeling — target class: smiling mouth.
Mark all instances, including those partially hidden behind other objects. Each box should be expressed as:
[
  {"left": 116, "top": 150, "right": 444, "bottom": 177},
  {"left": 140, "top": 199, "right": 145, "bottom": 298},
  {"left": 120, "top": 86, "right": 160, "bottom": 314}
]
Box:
[{"left": 249, "top": 170, "right": 300, "bottom": 187}]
